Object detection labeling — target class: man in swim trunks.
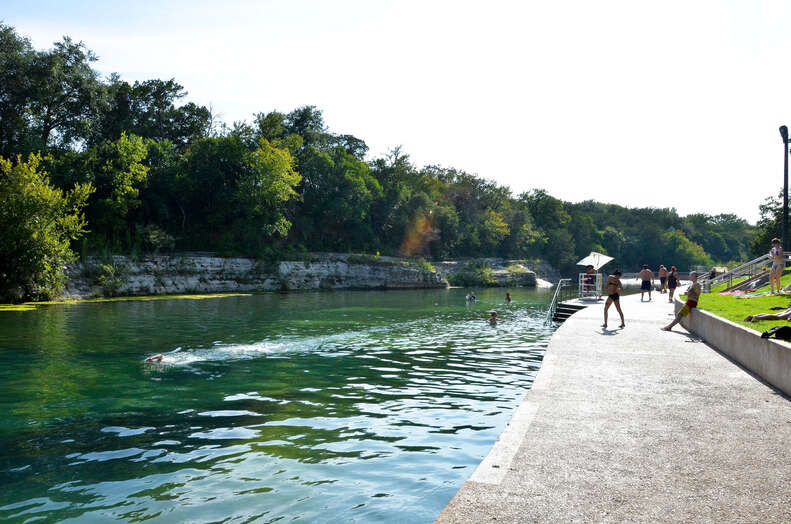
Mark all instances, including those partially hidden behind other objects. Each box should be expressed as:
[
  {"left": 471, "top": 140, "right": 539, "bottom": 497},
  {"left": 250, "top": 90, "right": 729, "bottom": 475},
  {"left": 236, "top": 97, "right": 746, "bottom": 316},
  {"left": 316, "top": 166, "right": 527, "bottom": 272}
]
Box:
[
  {"left": 637, "top": 264, "right": 654, "bottom": 301},
  {"left": 662, "top": 272, "right": 700, "bottom": 331},
  {"left": 770, "top": 238, "right": 784, "bottom": 295},
  {"left": 603, "top": 270, "right": 625, "bottom": 329},
  {"left": 667, "top": 265, "right": 679, "bottom": 302},
  {"left": 658, "top": 265, "right": 668, "bottom": 294}
]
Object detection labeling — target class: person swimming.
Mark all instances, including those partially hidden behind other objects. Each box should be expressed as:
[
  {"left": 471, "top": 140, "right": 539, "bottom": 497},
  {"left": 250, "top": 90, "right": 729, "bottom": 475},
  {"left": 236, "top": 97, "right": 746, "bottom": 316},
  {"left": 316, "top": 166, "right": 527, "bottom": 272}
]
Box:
[
  {"left": 145, "top": 354, "right": 164, "bottom": 363},
  {"left": 487, "top": 310, "right": 498, "bottom": 324},
  {"left": 466, "top": 291, "right": 477, "bottom": 302}
]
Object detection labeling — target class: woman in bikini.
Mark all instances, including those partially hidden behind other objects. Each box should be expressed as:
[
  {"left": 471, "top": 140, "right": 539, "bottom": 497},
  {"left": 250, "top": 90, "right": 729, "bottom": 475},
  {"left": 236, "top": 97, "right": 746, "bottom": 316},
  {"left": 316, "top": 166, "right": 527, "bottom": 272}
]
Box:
[
  {"left": 770, "top": 238, "right": 784, "bottom": 294},
  {"left": 603, "top": 270, "right": 625, "bottom": 329},
  {"left": 667, "top": 266, "right": 679, "bottom": 303}
]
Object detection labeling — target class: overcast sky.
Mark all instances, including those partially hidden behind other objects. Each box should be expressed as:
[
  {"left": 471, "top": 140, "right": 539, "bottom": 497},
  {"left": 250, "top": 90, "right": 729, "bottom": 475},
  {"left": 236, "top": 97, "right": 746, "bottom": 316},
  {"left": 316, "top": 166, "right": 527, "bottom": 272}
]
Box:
[{"left": 5, "top": 0, "right": 791, "bottom": 223}]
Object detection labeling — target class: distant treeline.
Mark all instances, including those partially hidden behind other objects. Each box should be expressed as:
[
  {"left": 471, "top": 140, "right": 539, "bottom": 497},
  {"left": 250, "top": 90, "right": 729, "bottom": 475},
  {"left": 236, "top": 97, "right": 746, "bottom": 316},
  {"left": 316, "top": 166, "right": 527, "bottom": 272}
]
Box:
[{"left": 0, "top": 24, "right": 772, "bottom": 300}]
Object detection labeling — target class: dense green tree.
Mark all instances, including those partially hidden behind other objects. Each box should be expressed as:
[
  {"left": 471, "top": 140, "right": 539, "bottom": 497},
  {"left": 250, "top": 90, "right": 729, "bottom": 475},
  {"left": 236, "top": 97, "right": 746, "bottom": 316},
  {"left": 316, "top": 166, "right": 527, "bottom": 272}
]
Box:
[
  {"left": 0, "top": 25, "right": 104, "bottom": 155},
  {"left": 93, "top": 77, "right": 211, "bottom": 147},
  {"left": 0, "top": 154, "right": 92, "bottom": 301},
  {"left": 0, "top": 22, "right": 762, "bottom": 286}
]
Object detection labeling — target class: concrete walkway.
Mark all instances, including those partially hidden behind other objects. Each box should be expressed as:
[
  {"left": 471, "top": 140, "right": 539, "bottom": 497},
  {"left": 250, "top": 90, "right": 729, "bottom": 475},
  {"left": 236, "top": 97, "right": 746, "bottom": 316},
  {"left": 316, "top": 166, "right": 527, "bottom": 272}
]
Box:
[{"left": 436, "top": 293, "right": 791, "bottom": 523}]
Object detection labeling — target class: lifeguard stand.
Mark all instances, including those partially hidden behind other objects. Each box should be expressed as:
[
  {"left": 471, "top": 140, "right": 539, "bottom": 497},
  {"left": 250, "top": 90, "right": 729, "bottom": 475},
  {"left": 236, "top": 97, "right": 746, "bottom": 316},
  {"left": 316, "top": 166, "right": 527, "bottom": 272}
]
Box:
[{"left": 578, "top": 272, "right": 602, "bottom": 299}]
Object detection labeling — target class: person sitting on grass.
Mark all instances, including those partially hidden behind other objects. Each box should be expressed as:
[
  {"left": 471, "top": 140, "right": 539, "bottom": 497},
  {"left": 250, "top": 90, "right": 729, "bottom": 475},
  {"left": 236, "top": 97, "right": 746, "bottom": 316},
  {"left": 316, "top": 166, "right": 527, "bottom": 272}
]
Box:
[
  {"left": 744, "top": 307, "right": 791, "bottom": 322},
  {"left": 662, "top": 272, "right": 700, "bottom": 331}
]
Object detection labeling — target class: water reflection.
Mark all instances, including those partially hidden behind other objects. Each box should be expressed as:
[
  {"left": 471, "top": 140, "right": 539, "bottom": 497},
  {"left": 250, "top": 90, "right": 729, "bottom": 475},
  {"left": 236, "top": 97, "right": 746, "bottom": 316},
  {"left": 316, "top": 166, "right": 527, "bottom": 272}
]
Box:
[{"left": 0, "top": 288, "right": 553, "bottom": 522}]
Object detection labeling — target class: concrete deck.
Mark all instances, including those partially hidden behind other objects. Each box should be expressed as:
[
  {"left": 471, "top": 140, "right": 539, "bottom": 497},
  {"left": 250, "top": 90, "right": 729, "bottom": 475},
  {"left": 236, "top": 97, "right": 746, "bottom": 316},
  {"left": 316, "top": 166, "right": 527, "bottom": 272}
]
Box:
[{"left": 436, "top": 293, "right": 791, "bottom": 523}]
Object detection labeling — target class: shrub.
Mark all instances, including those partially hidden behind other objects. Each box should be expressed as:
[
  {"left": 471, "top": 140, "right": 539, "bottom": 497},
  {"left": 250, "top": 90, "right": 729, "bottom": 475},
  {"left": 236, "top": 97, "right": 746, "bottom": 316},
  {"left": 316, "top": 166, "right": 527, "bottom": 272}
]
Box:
[
  {"left": 97, "top": 263, "right": 128, "bottom": 297},
  {"left": 0, "top": 154, "right": 92, "bottom": 301}
]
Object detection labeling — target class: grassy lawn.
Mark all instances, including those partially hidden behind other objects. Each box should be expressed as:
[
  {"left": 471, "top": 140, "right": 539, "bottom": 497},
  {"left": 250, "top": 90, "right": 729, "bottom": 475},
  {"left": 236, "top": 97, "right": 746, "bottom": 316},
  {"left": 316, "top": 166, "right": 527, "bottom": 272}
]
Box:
[{"left": 698, "top": 273, "right": 791, "bottom": 332}]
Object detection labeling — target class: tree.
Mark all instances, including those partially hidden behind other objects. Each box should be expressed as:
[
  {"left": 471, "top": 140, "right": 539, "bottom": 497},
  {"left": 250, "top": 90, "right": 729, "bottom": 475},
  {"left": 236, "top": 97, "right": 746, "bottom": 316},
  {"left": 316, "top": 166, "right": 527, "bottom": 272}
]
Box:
[
  {"left": 750, "top": 191, "right": 783, "bottom": 257},
  {"left": 0, "top": 24, "right": 36, "bottom": 157},
  {"left": 93, "top": 77, "right": 211, "bottom": 147},
  {"left": 27, "top": 37, "right": 105, "bottom": 152},
  {"left": 235, "top": 138, "right": 302, "bottom": 240},
  {"left": 0, "top": 154, "right": 92, "bottom": 301}
]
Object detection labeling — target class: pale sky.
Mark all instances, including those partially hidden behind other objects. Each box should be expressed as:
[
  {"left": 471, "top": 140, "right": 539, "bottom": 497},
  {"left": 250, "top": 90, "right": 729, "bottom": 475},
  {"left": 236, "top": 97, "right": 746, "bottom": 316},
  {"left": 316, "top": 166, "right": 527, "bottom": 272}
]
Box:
[{"left": 5, "top": 0, "right": 791, "bottom": 223}]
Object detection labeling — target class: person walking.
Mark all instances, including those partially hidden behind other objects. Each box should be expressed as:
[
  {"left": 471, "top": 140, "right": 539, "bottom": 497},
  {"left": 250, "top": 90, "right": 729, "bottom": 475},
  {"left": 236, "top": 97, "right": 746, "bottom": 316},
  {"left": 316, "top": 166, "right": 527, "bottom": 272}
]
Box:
[
  {"left": 637, "top": 265, "right": 654, "bottom": 301},
  {"left": 667, "top": 266, "right": 680, "bottom": 302},
  {"left": 658, "top": 265, "right": 668, "bottom": 294},
  {"left": 602, "top": 270, "right": 625, "bottom": 329}
]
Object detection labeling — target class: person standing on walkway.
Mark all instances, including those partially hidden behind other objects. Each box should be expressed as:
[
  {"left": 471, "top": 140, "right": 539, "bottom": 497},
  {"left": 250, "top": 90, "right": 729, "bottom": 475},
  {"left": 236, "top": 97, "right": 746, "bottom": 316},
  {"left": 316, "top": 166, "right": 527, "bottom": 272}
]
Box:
[
  {"left": 637, "top": 265, "right": 654, "bottom": 301},
  {"left": 658, "top": 265, "right": 668, "bottom": 294},
  {"left": 663, "top": 272, "right": 701, "bottom": 331},
  {"left": 603, "top": 270, "right": 625, "bottom": 329},
  {"left": 770, "top": 238, "right": 784, "bottom": 295},
  {"left": 667, "top": 266, "right": 679, "bottom": 302}
]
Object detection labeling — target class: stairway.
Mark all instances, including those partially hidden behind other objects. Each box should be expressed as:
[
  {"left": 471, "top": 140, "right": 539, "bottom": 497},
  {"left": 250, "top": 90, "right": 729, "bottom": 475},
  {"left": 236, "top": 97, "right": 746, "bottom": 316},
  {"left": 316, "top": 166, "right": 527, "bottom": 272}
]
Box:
[{"left": 553, "top": 301, "right": 588, "bottom": 323}]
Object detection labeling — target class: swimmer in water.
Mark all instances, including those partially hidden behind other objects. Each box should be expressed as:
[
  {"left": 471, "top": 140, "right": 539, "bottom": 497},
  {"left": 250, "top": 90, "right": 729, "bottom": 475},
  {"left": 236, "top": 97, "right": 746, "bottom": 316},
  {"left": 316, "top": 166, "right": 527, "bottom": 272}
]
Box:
[
  {"left": 145, "top": 354, "right": 164, "bottom": 363},
  {"left": 506, "top": 292, "right": 512, "bottom": 303},
  {"left": 487, "top": 310, "right": 498, "bottom": 324}
]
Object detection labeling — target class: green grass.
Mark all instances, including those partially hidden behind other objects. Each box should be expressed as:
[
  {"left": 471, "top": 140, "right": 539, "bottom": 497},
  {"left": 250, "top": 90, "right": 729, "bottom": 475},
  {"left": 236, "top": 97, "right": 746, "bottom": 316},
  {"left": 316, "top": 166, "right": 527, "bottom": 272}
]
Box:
[{"left": 699, "top": 273, "right": 791, "bottom": 332}]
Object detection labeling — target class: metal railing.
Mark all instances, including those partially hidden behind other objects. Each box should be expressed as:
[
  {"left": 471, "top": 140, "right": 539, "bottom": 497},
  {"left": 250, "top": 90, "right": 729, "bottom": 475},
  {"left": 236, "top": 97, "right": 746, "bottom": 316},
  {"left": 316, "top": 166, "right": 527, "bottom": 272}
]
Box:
[
  {"left": 545, "top": 278, "right": 572, "bottom": 325},
  {"left": 698, "top": 253, "right": 791, "bottom": 292}
]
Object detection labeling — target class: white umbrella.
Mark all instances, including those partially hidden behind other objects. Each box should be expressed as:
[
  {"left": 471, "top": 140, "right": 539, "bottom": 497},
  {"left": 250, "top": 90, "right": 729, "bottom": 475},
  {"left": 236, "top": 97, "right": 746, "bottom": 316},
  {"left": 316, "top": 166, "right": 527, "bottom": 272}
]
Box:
[{"left": 576, "top": 251, "right": 614, "bottom": 271}]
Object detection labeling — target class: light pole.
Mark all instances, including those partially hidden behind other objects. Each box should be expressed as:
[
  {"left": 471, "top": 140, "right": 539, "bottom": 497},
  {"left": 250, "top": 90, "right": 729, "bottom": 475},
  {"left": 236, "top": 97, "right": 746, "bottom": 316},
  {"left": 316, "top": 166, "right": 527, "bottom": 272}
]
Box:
[{"left": 781, "top": 125, "right": 789, "bottom": 251}]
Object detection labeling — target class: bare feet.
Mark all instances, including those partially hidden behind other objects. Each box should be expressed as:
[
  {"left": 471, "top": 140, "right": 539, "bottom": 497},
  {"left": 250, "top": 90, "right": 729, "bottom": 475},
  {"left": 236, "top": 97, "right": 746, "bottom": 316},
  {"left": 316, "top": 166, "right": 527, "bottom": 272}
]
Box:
[
  {"left": 601, "top": 323, "right": 608, "bottom": 328},
  {"left": 619, "top": 324, "right": 625, "bottom": 328},
  {"left": 661, "top": 326, "right": 671, "bottom": 331},
  {"left": 744, "top": 315, "right": 754, "bottom": 322}
]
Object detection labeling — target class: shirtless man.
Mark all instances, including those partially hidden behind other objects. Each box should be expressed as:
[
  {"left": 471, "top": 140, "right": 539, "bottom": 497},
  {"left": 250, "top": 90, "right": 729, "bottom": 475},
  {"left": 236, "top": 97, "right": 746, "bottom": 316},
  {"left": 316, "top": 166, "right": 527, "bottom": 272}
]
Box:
[
  {"left": 658, "top": 265, "right": 668, "bottom": 294},
  {"left": 637, "top": 265, "right": 654, "bottom": 301},
  {"left": 603, "top": 270, "right": 625, "bottom": 329},
  {"left": 662, "top": 272, "right": 700, "bottom": 331},
  {"left": 770, "top": 238, "right": 784, "bottom": 294}
]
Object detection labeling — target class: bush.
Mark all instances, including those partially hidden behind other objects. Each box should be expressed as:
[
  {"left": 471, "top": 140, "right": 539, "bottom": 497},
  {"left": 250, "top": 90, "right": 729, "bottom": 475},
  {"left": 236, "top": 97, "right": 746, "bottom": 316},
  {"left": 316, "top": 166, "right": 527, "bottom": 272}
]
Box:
[
  {"left": 0, "top": 154, "right": 92, "bottom": 302},
  {"left": 97, "top": 263, "right": 128, "bottom": 297},
  {"left": 139, "top": 224, "right": 175, "bottom": 253},
  {"left": 446, "top": 262, "right": 497, "bottom": 287}
]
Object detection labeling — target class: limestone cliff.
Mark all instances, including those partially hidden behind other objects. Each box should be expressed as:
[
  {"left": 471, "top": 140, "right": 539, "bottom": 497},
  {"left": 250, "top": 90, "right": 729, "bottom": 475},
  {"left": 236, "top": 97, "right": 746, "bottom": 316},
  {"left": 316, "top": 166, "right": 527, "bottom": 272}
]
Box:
[{"left": 63, "top": 254, "right": 447, "bottom": 299}]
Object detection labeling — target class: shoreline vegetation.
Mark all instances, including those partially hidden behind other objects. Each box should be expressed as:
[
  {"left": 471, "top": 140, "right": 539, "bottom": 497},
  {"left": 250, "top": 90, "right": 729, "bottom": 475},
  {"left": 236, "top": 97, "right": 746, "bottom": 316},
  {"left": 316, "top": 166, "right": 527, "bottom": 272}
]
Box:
[{"left": 3, "top": 23, "right": 782, "bottom": 305}]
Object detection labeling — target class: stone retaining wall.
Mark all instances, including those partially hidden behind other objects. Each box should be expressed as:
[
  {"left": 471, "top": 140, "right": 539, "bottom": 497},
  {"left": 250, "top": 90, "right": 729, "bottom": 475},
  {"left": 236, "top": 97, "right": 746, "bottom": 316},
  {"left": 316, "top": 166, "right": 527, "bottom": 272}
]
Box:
[{"left": 678, "top": 297, "right": 791, "bottom": 396}]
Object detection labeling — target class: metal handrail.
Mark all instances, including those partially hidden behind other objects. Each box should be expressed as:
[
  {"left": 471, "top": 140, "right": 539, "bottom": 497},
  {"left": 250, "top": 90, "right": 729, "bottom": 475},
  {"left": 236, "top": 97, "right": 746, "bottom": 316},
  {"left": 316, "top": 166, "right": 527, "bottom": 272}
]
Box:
[
  {"left": 699, "top": 253, "right": 791, "bottom": 292},
  {"left": 546, "top": 278, "right": 572, "bottom": 325}
]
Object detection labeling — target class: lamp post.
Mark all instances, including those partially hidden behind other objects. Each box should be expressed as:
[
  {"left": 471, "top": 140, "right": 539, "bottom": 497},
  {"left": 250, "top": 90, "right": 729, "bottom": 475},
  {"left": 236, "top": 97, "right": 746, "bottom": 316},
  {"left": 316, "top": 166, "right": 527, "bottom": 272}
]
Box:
[{"left": 781, "top": 125, "right": 789, "bottom": 251}]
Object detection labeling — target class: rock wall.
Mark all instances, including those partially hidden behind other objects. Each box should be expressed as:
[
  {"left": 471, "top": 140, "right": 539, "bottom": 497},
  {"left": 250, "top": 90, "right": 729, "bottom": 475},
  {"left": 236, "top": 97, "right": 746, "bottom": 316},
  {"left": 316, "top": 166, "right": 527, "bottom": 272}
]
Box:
[
  {"left": 63, "top": 254, "right": 447, "bottom": 299},
  {"left": 433, "top": 258, "right": 551, "bottom": 287}
]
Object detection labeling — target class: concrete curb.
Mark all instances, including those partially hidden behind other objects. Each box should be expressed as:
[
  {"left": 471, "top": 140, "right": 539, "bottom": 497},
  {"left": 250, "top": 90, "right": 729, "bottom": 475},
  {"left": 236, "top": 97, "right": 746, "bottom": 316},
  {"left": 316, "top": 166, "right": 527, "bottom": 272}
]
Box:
[{"left": 678, "top": 296, "right": 791, "bottom": 397}]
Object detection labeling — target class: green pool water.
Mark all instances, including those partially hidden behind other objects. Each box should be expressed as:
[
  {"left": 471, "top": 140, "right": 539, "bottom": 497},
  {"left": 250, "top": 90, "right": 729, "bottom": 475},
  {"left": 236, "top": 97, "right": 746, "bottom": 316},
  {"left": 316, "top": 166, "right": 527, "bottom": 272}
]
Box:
[{"left": 0, "top": 287, "right": 554, "bottom": 523}]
